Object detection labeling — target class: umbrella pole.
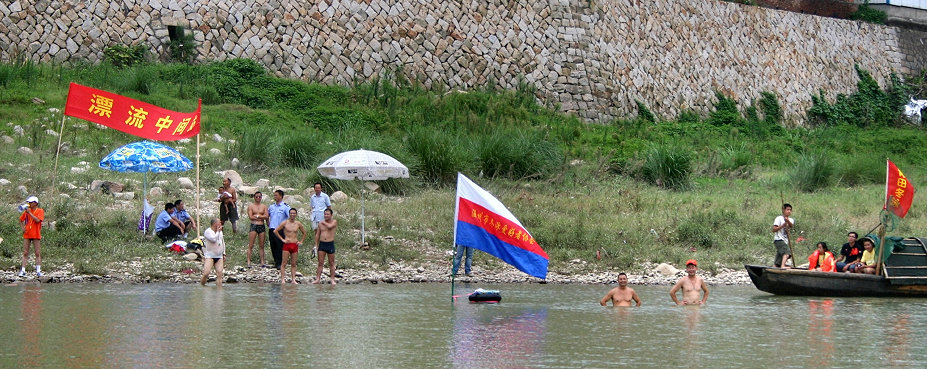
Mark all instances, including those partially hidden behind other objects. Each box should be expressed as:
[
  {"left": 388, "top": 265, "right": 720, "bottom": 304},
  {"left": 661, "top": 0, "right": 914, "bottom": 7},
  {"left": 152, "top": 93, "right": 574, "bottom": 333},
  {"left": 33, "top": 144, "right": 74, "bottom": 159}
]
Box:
[
  {"left": 143, "top": 171, "right": 148, "bottom": 239},
  {"left": 361, "top": 184, "right": 366, "bottom": 247}
]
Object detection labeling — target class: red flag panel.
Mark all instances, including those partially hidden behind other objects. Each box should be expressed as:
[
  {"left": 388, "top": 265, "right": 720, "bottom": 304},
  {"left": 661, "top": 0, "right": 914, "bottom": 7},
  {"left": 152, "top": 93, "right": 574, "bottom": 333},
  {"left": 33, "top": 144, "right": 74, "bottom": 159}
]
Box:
[
  {"left": 64, "top": 82, "right": 200, "bottom": 141},
  {"left": 886, "top": 160, "right": 915, "bottom": 218}
]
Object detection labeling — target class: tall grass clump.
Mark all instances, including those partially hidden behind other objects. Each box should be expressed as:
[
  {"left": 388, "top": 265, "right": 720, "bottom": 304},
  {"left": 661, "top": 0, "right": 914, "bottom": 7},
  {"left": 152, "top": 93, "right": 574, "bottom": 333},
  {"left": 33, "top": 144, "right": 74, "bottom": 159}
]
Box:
[
  {"left": 835, "top": 154, "right": 884, "bottom": 186},
  {"left": 639, "top": 143, "right": 693, "bottom": 190},
  {"left": 113, "top": 65, "right": 157, "bottom": 95},
  {"left": 406, "top": 126, "right": 470, "bottom": 186},
  {"left": 280, "top": 129, "right": 324, "bottom": 169},
  {"left": 791, "top": 152, "right": 836, "bottom": 192},
  {"left": 478, "top": 129, "right": 562, "bottom": 180},
  {"left": 702, "top": 143, "right": 753, "bottom": 178},
  {"left": 677, "top": 209, "right": 738, "bottom": 248},
  {"left": 235, "top": 127, "right": 279, "bottom": 167}
]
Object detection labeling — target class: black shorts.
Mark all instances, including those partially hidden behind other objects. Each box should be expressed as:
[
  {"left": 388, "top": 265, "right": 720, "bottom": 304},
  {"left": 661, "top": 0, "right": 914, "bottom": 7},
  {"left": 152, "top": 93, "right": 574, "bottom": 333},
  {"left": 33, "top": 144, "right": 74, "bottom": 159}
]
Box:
[
  {"left": 220, "top": 203, "right": 238, "bottom": 222},
  {"left": 318, "top": 240, "right": 335, "bottom": 254},
  {"left": 250, "top": 224, "right": 266, "bottom": 233}
]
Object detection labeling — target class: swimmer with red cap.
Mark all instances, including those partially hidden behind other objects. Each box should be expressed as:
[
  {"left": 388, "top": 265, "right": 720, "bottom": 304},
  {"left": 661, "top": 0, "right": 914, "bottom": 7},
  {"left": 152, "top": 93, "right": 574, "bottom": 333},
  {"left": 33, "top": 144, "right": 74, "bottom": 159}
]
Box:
[{"left": 669, "top": 259, "right": 709, "bottom": 305}]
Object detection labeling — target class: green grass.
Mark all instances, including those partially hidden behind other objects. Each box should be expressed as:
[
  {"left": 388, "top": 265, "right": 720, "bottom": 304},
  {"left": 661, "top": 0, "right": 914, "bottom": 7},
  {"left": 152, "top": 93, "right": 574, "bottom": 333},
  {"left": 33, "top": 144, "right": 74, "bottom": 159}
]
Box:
[{"left": 1, "top": 59, "right": 927, "bottom": 278}]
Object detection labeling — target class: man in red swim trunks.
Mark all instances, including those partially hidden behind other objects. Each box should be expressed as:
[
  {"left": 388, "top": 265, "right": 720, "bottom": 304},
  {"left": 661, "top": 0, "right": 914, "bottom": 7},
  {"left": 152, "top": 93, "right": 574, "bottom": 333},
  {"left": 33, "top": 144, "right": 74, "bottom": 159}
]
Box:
[{"left": 273, "top": 208, "right": 307, "bottom": 284}]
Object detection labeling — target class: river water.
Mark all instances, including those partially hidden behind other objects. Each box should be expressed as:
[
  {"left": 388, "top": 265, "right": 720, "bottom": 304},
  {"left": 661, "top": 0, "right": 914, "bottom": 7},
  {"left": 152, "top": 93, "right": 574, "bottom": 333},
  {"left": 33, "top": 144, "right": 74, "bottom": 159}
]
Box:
[{"left": 1, "top": 282, "right": 926, "bottom": 368}]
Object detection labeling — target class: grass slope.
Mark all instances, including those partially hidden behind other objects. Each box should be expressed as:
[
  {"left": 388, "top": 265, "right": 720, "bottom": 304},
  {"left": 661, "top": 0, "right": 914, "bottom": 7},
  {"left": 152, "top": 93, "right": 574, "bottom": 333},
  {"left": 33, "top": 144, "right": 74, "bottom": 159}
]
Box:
[{"left": 0, "top": 59, "right": 926, "bottom": 277}]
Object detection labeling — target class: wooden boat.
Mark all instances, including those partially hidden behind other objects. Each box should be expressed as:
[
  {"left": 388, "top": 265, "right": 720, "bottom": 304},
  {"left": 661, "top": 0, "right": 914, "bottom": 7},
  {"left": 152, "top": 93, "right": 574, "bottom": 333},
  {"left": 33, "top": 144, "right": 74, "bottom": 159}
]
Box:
[{"left": 745, "top": 237, "right": 927, "bottom": 297}]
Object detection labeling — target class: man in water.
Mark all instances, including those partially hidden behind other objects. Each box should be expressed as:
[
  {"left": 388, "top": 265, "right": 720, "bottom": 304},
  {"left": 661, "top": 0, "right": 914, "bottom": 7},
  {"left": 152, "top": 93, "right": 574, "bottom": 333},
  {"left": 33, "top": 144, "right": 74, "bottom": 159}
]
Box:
[
  {"left": 600, "top": 272, "right": 641, "bottom": 306},
  {"left": 313, "top": 208, "right": 338, "bottom": 285},
  {"left": 772, "top": 203, "right": 794, "bottom": 267},
  {"left": 200, "top": 218, "right": 226, "bottom": 287},
  {"left": 246, "top": 192, "right": 269, "bottom": 267},
  {"left": 670, "top": 259, "right": 709, "bottom": 305},
  {"left": 274, "top": 208, "right": 307, "bottom": 284}
]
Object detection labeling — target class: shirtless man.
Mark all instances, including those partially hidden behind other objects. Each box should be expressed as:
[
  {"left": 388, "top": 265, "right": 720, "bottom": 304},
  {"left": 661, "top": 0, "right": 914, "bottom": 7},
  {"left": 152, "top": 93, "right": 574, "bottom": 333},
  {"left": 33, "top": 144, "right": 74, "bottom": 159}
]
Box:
[
  {"left": 217, "top": 178, "right": 239, "bottom": 233},
  {"left": 600, "top": 273, "right": 641, "bottom": 307},
  {"left": 313, "top": 208, "right": 338, "bottom": 285},
  {"left": 670, "top": 259, "right": 709, "bottom": 305},
  {"left": 273, "top": 208, "right": 307, "bottom": 284},
  {"left": 246, "top": 192, "right": 269, "bottom": 267}
]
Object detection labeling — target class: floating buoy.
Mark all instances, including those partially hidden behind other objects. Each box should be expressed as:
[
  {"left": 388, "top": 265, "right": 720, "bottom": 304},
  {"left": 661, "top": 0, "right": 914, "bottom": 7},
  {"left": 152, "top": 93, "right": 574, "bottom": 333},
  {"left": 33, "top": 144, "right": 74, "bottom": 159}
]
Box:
[{"left": 468, "top": 288, "right": 501, "bottom": 303}]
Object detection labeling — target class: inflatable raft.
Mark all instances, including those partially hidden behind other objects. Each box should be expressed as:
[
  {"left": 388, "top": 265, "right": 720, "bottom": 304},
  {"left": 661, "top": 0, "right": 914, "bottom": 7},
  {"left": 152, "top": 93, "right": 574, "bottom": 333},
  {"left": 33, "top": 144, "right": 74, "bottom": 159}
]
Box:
[{"left": 468, "top": 288, "right": 502, "bottom": 303}]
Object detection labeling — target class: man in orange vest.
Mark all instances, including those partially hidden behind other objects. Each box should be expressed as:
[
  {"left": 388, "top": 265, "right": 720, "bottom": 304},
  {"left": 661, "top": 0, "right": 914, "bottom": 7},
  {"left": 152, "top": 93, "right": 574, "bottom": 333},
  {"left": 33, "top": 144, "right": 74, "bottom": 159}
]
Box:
[{"left": 19, "top": 196, "right": 44, "bottom": 277}]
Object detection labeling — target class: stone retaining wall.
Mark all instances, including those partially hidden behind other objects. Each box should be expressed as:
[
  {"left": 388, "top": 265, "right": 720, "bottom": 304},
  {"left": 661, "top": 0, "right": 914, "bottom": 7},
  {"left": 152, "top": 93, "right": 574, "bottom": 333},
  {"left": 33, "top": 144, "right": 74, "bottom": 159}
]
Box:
[{"left": 0, "top": 0, "right": 915, "bottom": 123}]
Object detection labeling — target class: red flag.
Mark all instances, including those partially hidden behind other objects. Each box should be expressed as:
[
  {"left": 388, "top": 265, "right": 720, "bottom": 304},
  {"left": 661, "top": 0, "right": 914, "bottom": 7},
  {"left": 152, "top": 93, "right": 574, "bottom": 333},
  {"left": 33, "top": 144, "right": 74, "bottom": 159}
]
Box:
[
  {"left": 885, "top": 159, "right": 915, "bottom": 218},
  {"left": 64, "top": 82, "right": 200, "bottom": 141}
]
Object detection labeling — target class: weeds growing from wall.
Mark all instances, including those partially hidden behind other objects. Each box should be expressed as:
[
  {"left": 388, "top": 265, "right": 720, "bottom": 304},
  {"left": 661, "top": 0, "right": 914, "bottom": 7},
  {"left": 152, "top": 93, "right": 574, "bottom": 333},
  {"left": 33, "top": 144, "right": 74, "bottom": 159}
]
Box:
[{"left": 807, "top": 65, "right": 910, "bottom": 127}]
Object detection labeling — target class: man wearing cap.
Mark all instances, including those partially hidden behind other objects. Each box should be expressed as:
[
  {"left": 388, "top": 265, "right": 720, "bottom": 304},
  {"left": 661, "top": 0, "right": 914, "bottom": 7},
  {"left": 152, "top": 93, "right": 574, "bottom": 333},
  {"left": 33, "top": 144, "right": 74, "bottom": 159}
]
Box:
[
  {"left": 19, "top": 196, "right": 44, "bottom": 277},
  {"left": 670, "top": 259, "right": 709, "bottom": 305}
]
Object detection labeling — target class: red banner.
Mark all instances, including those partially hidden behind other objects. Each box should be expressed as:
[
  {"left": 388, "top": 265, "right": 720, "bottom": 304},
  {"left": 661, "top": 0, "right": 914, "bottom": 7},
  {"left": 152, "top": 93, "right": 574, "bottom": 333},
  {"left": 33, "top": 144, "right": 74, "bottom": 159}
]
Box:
[
  {"left": 885, "top": 159, "right": 915, "bottom": 218},
  {"left": 64, "top": 82, "right": 200, "bottom": 141}
]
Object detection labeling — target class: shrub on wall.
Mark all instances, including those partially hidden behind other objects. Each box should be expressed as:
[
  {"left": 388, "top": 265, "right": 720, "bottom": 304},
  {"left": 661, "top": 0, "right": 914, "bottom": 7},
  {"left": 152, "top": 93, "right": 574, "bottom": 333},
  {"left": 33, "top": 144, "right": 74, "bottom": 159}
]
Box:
[
  {"left": 807, "top": 65, "right": 911, "bottom": 127},
  {"left": 103, "top": 44, "right": 148, "bottom": 68},
  {"left": 850, "top": 1, "right": 887, "bottom": 24}
]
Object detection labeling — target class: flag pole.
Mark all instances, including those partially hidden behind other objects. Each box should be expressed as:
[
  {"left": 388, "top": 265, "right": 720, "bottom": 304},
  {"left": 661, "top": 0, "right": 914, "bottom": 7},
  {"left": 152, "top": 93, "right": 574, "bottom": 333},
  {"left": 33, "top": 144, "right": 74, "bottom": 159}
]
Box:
[
  {"left": 878, "top": 158, "right": 890, "bottom": 276},
  {"left": 195, "top": 132, "right": 201, "bottom": 238},
  {"left": 451, "top": 250, "right": 456, "bottom": 303},
  {"left": 876, "top": 223, "right": 887, "bottom": 276},
  {"left": 194, "top": 99, "right": 202, "bottom": 238},
  {"left": 884, "top": 158, "right": 890, "bottom": 211},
  {"left": 452, "top": 173, "right": 461, "bottom": 302},
  {"left": 52, "top": 111, "right": 66, "bottom": 191}
]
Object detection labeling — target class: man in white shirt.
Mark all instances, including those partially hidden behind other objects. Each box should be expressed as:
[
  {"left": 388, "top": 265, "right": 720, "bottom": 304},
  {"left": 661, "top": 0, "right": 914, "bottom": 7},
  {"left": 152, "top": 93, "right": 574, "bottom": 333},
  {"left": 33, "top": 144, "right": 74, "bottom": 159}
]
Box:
[
  {"left": 309, "top": 182, "right": 331, "bottom": 231},
  {"left": 772, "top": 203, "right": 795, "bottom": 268},
  {"left": 200, "top": 218, "right": 226, "bottom": 286}
]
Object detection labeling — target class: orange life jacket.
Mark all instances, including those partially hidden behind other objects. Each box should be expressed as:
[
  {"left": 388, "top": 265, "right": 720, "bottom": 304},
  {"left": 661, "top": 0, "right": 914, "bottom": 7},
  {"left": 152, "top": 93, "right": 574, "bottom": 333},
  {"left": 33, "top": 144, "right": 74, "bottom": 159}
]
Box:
[{"left": 808, "top": 250, "right": 836, "bottom": 272}]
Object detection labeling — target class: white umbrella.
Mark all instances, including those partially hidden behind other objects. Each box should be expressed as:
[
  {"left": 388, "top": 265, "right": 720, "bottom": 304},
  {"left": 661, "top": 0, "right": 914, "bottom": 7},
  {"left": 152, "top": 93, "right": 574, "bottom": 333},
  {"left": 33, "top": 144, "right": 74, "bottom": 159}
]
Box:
[{"left": 317, "top": 149, "right": 410, "bottom": 245}]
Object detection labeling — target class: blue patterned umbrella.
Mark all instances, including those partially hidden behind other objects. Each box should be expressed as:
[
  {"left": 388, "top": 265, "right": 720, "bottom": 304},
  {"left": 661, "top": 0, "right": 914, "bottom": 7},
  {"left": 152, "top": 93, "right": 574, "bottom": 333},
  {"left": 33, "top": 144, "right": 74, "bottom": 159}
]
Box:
[
  {"left": 100, "top": 141, "right": 193, "bottom": 235},
  {"left": 99, "top": 140, "right": 193, "bottom": 173}
]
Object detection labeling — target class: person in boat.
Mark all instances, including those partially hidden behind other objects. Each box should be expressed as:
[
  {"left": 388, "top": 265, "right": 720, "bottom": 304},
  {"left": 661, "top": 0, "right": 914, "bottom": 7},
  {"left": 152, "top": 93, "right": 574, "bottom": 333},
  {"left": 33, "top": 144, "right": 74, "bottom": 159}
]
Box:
[
  {"left": 670, "top": 259, "right": 709, "bottom": 305},
  {"left": 835, "top": 232, "right": 864, "bottom": 273},
  {"left": 807, "top": 241, "right": 836, "bottom": 272},
  {"left": 855, "top": 237, "right": 879, "bottom": 275},
  {"left": 772, "top": 203, "right": 795, "bottom": 268},
  {"left": 600, "top": 272, "right": 641, "bottom": 307}
]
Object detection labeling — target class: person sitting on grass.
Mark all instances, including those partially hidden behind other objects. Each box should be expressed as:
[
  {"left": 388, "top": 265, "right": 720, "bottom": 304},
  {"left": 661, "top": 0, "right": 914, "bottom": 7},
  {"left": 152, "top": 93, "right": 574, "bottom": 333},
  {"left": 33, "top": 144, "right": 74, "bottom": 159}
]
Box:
[
  {"left": 155, "top": 202, "right": 184, "bottom": 243},
  {"left": 807, "top": 241, "right": 836, "bottom": 272},
  {"left": 173, "top": 199, "right": 196, "bottom": 238}
]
